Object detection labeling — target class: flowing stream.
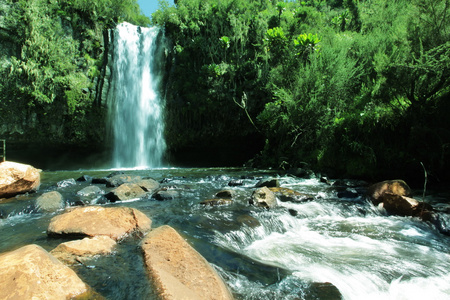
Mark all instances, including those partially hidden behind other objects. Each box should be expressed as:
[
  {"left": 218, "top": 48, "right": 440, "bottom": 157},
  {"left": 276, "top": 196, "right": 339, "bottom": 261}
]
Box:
[
  {"left": 107, "top": 22, "right": 166, "bottom": 168},
  {"left": 1, "top": 168, "right": 449, "bottom": 299}
]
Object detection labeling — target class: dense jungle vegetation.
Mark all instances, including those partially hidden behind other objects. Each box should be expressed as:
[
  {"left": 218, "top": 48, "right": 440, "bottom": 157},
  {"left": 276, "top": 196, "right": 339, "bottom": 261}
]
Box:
[
  {"left": 0, "top": 0, "right": 449, "bottom": 180},
  {"left": 0, "top": 0, "right": 149, "bottom": 146},
  {"left": 153, "top": 0, "right": 450, "bottom": 181}
]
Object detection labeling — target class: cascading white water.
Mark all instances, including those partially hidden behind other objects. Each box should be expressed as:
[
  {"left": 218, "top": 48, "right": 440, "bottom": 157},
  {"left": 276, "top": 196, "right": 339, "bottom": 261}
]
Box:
[{"left": 108, "top": 22, "right": 166, "bottom": 169}]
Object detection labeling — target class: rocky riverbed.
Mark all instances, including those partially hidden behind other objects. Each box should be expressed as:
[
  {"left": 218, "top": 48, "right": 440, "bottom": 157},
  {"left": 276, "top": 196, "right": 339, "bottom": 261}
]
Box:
[{"left": 1, "top": 165, "right": 450, "bottom": 299}]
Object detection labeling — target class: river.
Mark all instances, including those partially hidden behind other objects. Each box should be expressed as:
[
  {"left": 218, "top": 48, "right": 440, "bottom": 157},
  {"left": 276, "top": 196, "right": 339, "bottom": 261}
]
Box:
[{"left": 1, "top": 167, "right": 449, "bottom": 299}]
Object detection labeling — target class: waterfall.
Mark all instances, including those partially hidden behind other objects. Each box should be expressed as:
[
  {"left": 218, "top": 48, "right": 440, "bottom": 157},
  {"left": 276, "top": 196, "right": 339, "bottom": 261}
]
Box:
[{"left": 107, "top": 22, "right": 166, "bottom": 169}]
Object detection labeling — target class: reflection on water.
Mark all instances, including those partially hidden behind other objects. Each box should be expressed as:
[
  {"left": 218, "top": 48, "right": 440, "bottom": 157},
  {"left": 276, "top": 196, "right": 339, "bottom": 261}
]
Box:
[{"left": 1, "top": 168, "right": 450, "bottom": 299}]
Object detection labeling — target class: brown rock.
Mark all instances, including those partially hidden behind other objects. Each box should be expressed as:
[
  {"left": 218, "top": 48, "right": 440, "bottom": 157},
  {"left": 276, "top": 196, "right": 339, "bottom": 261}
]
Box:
[
  {"left": 381, "top": 194, "right": 433, "bottom": 219},
  {"left": 367, "top": 180, "right": 412, "bottom": 205},
  {"left": 47, "top": 206, "right": 151, "bottom": 241},
  {"left": 141, "top": 225, "right": 233, "bottom": 300},
  {"left": 51, "top": 236, "right": 116, "bottom": 265},
  {"left": 0, "top": 244, "right": 89, "bottom": 299},
  {"left": 250, "top": 186, "right": 277, "bottom": 208},
  {"left": 105, "top": 183, "right": 147, "bottom": 202},
  {"left": 200, "top": 198, "right": 233, "bottom": 206},
  {"left": 269, "top": 187, "right": 314, "bottom": 202},
  {"left": 36, "top": 190, "right": 64, "bottom": 212},
  {"left": 236, "top": 215, "right": 261, "bottom": 228},
  {"left": 0, "top": 161, "right": 41, "bottom": 198},
  {"left": 137, "top": 178, "right": 160, "bottom": 192},
  {"left": 214, "top": 190, "right": 235, "bottom": 199}
]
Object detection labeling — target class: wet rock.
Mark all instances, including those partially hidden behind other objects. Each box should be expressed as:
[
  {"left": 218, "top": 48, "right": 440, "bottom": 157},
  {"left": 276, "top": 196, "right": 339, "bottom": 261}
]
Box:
[
  {"left": 76, "top": 175, "right": 93, "bottom": 182},
  {"left": 0, "top": 161, "right": 41, "bottom": 198},
  {"left": 228, "top": 179, "right": 244, "bottom": 186},
  {"left": 92, "top": 177, "right": 108, "bottom": 184},
  {"left": 57, "top": 178, "right": 76, "bottom": 188},
  {"left": 250, "top": 186, "right": 277, "bottom": 209},
  {"left": 236, "top": 215, "right": 261, "bottom": 228},
  {"left": 288, "top": 209, "right": 298, "bottom": 216},
  {"left": 75, "top": 186, "right": 104, "bottom": 205},
  {"left": 304, "top": 282, "right": 342, "bottom": 299},
  {"left": 106, "top": 174, "right": 142, "bottom": 187},
  {"left": 140, "top": 225, "right": 233, "bottom": 300},
  {"left": 77, "top": 185, "right": 104, "bottom": 197},
  {"left": 105, "top": 183, "right": 147, "bottom": 202},
  {"left": 269, "top": 187, "right": 314, "bottom": 202},
  {"left": 380, "top": 194, "right": 433, "bottom": 219},
  {"left": 367, "top": 179, "right": 412, "bottom": 205},
  {"left": 0, "top": 244, "right": 89, "bottom": 299},
  {"left": 51, "top": 236, "right": 117, "bottom": 265},
  {"left": 136, "top": 178, "right": 160, "bottom": 192},
  {"left": 215, "top": 189, "right": 235, "bottom": 199},
  {"left": 107, "top": 171, "right": 125, "bottom": 178},
  {"left": 286, "top": 167, "right": 313, "bottom": 178},
  {"left": 200, "top": 199, "right": 233, "bottom": 206},
  {"left": 36, "top": 191, "right": 64, "bottom": 212},
  {"left": 255, "top": 178, "right": 279, "bottom": 188},
  {"left": 152, "top": 189, "right": 180, "bottom": 201},
  {"left": 47, "top": 206, "right": 151, "bottom": 241},
  {"left": 337, "top": 189, "right": 359, "bottom": 199},
  {"left": 320, "top": 176, "right": 330, "bottom": 184}
]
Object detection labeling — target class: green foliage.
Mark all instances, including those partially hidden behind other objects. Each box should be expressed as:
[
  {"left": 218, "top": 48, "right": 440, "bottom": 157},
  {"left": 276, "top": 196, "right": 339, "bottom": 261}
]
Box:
[
  {"left": 0, "top": 0, "right": 149, "bottom": 145},
  {"left": 151, "top": 0, "right": 450, "bottom": 178}
]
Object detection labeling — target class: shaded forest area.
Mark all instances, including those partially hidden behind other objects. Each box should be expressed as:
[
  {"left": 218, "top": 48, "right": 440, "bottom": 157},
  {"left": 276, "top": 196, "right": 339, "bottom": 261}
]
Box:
[{"left": 152, "top": 0, "right": 450, "bottom": 182}]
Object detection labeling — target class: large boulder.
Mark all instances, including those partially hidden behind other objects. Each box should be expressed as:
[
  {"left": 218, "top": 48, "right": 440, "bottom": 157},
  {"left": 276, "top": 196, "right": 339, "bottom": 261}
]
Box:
[
  {"left": 0, "top": 161, "right": 41, "bottom": 198},
  {"left": 250, "top": 186, "right": 277, "bottom": 209},
  {"left": 0, "top": 244, "right": 89, "bottom": 299},
  {"left": 381, "top": 194, "right": 433, "bottom": 220},
  {"left": 36, "top": 191, "right": 64, "bottom": 212},
  {"left": 105, "top": 183, "right": 147, "bottom": 202},
  {"left": 136, "top": 178, "right": 160, "bottom": 192},
  {"left": 141, "top": 225, "right": 233, "bottom": 300},
  {"left": 47, "top": 206, "right": 151, "bottom": 241},
  {"left": 367, "top": 180, "right": 412, "bottom": 205},
  {"left": 51, "top": 236, "right": 117, "bottom": 265}
]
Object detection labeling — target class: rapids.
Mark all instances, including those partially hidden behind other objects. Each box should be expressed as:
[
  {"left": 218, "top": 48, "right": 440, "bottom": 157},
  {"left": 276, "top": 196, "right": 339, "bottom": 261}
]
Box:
[{"left": 0, "top": 168, "right": 449, "bottom": 299}]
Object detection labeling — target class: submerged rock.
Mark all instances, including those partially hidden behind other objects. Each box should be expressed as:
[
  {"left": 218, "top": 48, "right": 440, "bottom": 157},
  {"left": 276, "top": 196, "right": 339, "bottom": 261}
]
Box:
[
  {"left": 51, "top": 236, "right": 117, "bottom": 265},
  {"left": 0, "top": 244, "right": 89, "bottom": 299},
  {"left": 236, "top": 215, "right": 261, "bottom": 228},
  {"left": 215, "top": 189, "right": 235, "bottom": 199},
  {"left": 140, "top": 225, "right": 233, "bottom": 300},
  {"left": 57, "top": 178, "right": 76, "bottom": 188},
  {"left": 0, "top": 161, "right": 41, "bottom": 199},
  {"left": 36, "top": 191, "right": 64, "bottom": 212},
  {"left": 200, "top": 198, "right": 233, "bottom": 206},
  {"left": 47, "top": 206, "right": 151, "bottom": 241},
  {"left": 250, "top": 186, "right": 277, "bottom": 209}
]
